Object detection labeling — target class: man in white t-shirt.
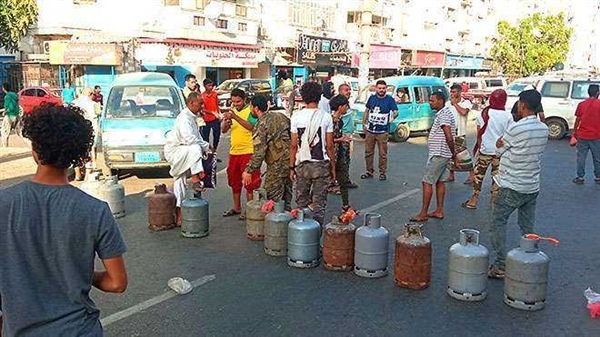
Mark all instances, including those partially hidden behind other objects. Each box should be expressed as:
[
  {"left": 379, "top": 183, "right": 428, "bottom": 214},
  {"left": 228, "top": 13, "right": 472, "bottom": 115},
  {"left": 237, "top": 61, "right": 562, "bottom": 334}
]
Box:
[
  {"left": 290, "top": 82, "right": 335, "bottom": 225},
  {"left": 462, "top": 89, "right": 512, "bottom": 209},
  {"left": 447, "top": 83, "right": 474, "bottom": 184}
]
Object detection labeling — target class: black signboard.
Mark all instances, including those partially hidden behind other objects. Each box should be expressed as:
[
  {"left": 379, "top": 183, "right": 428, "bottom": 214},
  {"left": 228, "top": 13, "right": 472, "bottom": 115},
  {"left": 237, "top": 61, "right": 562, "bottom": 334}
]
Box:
[{"left": 296, "top": 34, "right": 350, "bottom": 66}]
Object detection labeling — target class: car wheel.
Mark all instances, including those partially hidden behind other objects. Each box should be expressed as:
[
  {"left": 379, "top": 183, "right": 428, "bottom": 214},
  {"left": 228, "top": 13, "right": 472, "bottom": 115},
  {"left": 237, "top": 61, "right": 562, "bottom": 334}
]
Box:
[
  {"left": 391, "top": 123, "right": 410, "bottom": 142},
  {"left": 546, "top": 119, "right": 567, "bottom": 140}
]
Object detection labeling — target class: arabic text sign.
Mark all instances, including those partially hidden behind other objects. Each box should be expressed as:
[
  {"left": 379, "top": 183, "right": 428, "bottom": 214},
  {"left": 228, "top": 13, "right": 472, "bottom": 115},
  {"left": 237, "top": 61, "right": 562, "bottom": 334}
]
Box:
[
  {"left": 49, "top": 42, "right": 122, "bottom": 65},
  {"left": 296, "top": 34, "right": 350, "bottom": 66}
]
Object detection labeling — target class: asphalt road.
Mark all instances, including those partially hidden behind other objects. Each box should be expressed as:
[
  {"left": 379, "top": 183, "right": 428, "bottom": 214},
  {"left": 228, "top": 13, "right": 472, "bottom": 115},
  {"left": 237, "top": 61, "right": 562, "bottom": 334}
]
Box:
[{"left": 2, "top": 126, "right": 599, "bottom": 336}]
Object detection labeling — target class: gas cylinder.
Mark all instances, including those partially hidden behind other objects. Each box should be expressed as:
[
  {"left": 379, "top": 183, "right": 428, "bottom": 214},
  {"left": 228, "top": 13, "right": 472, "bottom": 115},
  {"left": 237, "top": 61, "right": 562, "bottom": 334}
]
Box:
[
  {"left": 246, "top": 189, "right": 266, "bottom": 241},
  {"left": 264, "top": 201, "right": 293, "bottom": 257},
  {"left": 287, "top": 209, "right": 320, "bottom": 268},
  {"left": 181, "top": 190, "right": 209, "bottom": 238},
  {"left": 504, "top": 236, "right": 551, "bottom": 311},
  {"left": 394, "top": 223, "right": 432, "bottom": 290},
  {"left": 99, "top": 175, "right": 125, "bottom": 218},
  {"left": 80, "top": 172, "right": 102, "bottom": 199},
  {"left": 323, "top": 216, "right": 356, "bottom": 271},
  {"left": 354, "top": 213, "right": 389, "bottom": 278},
  {"left": 447, "top": 229, "right": 489, "bottom": 301},
  {"left": 147, "top": 184, "right": 176, "bottom": 231}
]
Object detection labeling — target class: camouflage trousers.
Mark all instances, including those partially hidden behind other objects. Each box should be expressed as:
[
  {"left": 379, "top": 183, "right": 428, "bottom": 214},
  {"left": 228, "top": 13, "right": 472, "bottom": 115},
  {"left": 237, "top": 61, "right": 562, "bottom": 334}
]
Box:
[
  {"left": 264, "top": 166, "right": 293, "bottom": 211},
  {"left": 336, "top": 155, "right": 351, "bottom": 206},
  {"left": 472, "top": 152, "right": 500, "bottom": 197},
  {"left": 295, "top": 160, "right": 330, "bottom": 226}
]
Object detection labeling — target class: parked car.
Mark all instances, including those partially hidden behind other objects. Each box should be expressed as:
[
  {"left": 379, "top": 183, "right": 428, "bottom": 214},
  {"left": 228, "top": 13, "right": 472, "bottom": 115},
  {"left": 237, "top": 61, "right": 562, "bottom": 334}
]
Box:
[
  {"left": 483, "top": 77, "right": 508, "bottom": 90},
  {"left": 18, "top": 86, "right": 63, "bottom": 114},
  {"left": 216, "top": 79, "right": 273, "bottom": 111},
  {"left": 99, "top": 72, "right": 185, "bottom": 175},
  {"left": 352, "top": 76, "right": 449, "bottom": 142}
]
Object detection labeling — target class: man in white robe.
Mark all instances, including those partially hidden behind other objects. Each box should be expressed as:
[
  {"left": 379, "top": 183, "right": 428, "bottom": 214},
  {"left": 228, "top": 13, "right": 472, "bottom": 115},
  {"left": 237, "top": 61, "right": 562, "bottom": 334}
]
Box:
[{"left": 164, "top": 92, "right": 210, "bottom": 225}]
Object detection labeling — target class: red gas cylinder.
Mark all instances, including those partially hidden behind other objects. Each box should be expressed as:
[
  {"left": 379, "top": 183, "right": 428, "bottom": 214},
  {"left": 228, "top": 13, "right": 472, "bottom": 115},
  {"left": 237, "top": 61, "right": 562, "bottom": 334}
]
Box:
[
  {"left": 147, "top": 184, "right": 176, "bottom": 231},
  {"left": 323, "top": 216, "right": 356, "bottom": 271},
  {"left": 394, "top": 223, "right": 432, "bottom": 290}
]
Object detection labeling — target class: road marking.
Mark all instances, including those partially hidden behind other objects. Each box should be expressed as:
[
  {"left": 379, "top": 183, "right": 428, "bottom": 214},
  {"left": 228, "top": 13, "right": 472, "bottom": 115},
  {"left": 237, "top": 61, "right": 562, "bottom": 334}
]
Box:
[
  {"left": 358, "top": 188, "right": 420, "bottom": 214},
  {"left": 100, "top": 274, "right": 216, "bottom": 327}
]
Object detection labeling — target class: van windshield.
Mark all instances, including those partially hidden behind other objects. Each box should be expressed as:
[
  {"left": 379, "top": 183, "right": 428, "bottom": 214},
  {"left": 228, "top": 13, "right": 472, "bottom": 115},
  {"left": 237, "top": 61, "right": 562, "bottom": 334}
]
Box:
[
  {"left": 356, "top": 85, "right": 395, "bottom": 104},
  {"left": 105, "top": 86, "right": 182, "bottom": 119},
  {"left": 571, "top": 81, "right": 600, "bottom": 99}
]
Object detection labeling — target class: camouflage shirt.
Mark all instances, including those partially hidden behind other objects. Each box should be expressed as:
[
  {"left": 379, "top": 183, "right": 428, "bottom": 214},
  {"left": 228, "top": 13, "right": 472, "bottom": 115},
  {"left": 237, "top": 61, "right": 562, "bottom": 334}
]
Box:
[{"left": 245, "top": 111, "right": 291, "bottom": 173}]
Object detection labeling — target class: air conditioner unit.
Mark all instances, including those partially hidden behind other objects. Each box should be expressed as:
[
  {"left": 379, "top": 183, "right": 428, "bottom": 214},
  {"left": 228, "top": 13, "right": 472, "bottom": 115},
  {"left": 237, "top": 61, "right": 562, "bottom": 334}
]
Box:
[{"left": 43, "top": 41, "right": 51, "bottom": 54}]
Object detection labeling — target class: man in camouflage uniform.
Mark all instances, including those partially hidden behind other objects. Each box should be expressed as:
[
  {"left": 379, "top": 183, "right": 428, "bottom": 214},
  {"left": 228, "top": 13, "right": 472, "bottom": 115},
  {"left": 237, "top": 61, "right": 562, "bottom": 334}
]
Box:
[{"left": 242, "top": 95, "right": 293, "bottom": 210}]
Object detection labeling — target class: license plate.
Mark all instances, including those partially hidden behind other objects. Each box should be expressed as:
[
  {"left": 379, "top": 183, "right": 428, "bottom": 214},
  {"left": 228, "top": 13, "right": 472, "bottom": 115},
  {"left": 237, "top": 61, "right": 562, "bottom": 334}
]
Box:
[{"left": 135, "top": 152, "right": 160, "bottom": 163}]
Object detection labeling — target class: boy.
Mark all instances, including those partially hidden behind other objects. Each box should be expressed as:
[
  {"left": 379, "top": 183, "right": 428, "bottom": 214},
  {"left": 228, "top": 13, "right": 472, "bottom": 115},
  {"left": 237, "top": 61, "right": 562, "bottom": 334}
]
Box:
[{"left": 329, "top": 94, "right": 354, "bottom": 211}]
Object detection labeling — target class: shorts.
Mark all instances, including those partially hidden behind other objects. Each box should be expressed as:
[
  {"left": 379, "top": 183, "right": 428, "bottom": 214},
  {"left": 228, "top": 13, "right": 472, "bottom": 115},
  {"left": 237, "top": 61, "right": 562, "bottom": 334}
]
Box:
[
  {"left": 227, "top": 153, "right": 261, "bottom": 193},
  {"left": 423, "top": 156, "right": 451, "bottom": 184}
]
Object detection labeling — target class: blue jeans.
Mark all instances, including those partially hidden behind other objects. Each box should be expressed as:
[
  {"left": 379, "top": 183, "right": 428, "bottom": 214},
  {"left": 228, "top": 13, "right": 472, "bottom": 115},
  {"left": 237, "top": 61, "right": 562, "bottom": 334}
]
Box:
[
  {"left": 200, "top": 119, "right": 221, "bottom": 150},
  {"left": 576, "top": 138, "right": 600, "bottom": 179},
  {"left": 491, "top": 188, "right": 539, "bottom": 269}
]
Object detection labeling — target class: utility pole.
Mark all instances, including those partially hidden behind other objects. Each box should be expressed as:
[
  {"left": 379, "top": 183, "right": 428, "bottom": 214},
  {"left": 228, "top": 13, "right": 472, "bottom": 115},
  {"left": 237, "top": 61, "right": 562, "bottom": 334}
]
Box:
[{"left": 358, "top": 0, "right": 373, "bottom": 90}]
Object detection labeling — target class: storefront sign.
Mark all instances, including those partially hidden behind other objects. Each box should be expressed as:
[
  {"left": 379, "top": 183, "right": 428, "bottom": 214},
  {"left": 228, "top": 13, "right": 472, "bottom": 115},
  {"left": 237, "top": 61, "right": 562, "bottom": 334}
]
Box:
[
  {"left": 49, "top": 42, "right": 122, "bottom": 65},
  {"left": 482, "top": 59, "right": 493, "bottom": 70},
  {"left": 412, "top": 50, "right": 445, "bottom": 68},
  {"left": 296, "top": 34, "right": 350, "bottom": 66},
  {"left": 445, "top": 54, "right": 484, "bottom": 69},
  {"left": 352, "top": 45, "right": 402, "bottom": 69},
  {"left": 136, "top": 43, "right": 260, "bottom": 68}
]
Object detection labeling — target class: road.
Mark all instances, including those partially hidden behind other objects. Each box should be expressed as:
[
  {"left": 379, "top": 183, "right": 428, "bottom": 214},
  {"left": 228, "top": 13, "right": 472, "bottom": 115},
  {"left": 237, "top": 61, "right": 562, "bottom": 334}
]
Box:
[{"left": 1, "top": 125, "right": 599, "bottom": 337}]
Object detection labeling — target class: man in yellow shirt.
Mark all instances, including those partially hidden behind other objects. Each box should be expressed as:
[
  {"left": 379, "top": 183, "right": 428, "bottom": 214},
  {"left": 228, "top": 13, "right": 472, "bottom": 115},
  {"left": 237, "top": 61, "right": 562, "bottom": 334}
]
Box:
[{"left": 221, "top": 88, "right": 260, "bottom": 219}]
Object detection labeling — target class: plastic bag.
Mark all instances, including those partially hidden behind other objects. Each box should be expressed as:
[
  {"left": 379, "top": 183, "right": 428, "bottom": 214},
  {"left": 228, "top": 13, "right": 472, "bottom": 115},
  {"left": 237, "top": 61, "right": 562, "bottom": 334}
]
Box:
[
  {"left": 584, "top": 287, "right": 600, "bottom": 318},
  {"left": 168, "top": 277, "right": 193, "bottom": 295}
]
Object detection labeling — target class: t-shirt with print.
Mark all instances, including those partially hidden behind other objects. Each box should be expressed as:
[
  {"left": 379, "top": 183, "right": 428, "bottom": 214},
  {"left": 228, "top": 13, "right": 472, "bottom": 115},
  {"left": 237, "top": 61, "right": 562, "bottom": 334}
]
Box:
[
  {"left": 291, "top": 108, "right": 334, "bottom": 164},
  {"left": 230, "top": 104, "right": 257, "bottom": 155},
  {"left": 428, "top": 106, "right": 457, "bottom": 158},
  {"left": 365, "top": 94, "right": 397, "bottom": 134},
  {"left": 0, "top": 181, "right": 127, "bottom": 337},
  {"left": 446, "top": 99, "right": 473, "bottom": 136}
]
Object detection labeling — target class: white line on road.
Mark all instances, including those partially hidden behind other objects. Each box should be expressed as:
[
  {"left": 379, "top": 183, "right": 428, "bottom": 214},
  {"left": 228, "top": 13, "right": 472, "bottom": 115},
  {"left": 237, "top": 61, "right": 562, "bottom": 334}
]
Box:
[
  {"left": 100, "top": 274, "right": 216, "bottom": 327},
  {"left": 358, "top": 188, "right": 420, "bottom": 214}
]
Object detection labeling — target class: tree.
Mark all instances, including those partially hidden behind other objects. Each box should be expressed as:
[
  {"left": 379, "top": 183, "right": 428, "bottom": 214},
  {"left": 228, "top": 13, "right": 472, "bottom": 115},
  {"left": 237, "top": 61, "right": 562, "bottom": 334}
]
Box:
[
  {"left": 0, "top": 0, "right": 38, "bottom": 52},
  {"left": 491, "top": 13, "right": 573, "bottom": 77}
]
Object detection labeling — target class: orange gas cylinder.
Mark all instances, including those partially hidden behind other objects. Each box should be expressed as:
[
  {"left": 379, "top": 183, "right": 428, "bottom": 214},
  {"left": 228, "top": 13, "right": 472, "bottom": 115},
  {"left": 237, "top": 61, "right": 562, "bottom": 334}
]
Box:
[
  {"left": 147, "top": 184, "right": 176, "bottom": 231},
  {"left": 394, "top": 223, "right": 432, "bottom": 290},
  {"left": 323, "top": 213, "right": 357, "bottom": 271}
]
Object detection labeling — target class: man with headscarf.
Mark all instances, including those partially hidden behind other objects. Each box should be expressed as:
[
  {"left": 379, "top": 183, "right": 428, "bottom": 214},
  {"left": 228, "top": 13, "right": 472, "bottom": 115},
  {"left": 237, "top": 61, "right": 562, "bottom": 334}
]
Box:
[
  {"left": 318, "top": 81, "right": 335, "bottom": 114},
  {"left": 462, "top": 89, "right": 513, "bottom": 209}
]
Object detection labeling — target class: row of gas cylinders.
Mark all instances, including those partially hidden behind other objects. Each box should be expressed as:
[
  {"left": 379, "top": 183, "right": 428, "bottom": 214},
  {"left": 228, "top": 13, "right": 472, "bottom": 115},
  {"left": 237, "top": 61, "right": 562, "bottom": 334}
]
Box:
[
  {"left": 80, "top": 173, "right": 126, "bottom": 219},
  {"left": 147, "top": 187, "right": 552, "bottom": 311}
]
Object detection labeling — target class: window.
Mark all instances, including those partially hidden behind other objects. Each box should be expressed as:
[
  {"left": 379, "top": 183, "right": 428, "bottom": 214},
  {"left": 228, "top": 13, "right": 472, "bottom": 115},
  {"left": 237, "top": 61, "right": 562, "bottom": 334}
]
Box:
[
  {"left": 571, "top": 81, "right": 600, "bottom": 99},
  {"left": 238, "top": 22, "right": 247, "bottom": 32},
  {"left": 22, "top": 89, "right": 37, "bottom": 97},
  {"left": 105, "top": 86, "right": 182, "bottom": 119},
  {"left": 164, "top": 0, "right": 179, "bottom": 6},
  {"left": 193, "top": 16, "right": 205, "bottom": 26},
  {"left": 541, "top": 82, "right": 569, "bottom": 98},
  {"left": 485, "top": 79, "right": 504, "bottom": 87},
  {"left": 236, "top": 5, "right": 247, "bottom": 17},
  {"left": 195, "top": 0, "right": 209, "bottom": 9},
  {"left": 394, "top": 86, "right": 411, "bottom": 104},
  {"left": 216, "top": 19, "right": 228, "bottom": 29},
  {"left": 37, "top": 90, "right": 47, "bottom": 97},
  {"left": 413, "top": 87, "right": 432, "bottom": 104}
]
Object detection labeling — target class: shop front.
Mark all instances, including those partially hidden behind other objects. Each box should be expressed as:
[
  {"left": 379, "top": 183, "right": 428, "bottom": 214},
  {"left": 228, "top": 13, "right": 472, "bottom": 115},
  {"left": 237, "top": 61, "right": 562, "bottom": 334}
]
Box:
[
  {"left": 296, "top": 34, "right": 351, "bottom": 83},
  {"left": 408, "top": 50, "right": 446, "bottom": 77},
  {"left": 443, "top": 54, "right": 486, "bottom": 78},
  {"left": 351, "top": 44, "right": 402, "bottom": 79},
  {"left": 135, "top": 39, "right": 261, "bottom": 87}
]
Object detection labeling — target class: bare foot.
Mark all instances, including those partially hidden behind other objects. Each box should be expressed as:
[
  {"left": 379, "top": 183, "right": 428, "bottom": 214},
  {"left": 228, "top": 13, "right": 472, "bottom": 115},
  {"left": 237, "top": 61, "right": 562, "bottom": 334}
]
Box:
[
  {"left": 427, "top": 211, "right": 444, "bottom": 219},
  {"left": 409, "top": 214, "right": 429, "bottom": 222}
]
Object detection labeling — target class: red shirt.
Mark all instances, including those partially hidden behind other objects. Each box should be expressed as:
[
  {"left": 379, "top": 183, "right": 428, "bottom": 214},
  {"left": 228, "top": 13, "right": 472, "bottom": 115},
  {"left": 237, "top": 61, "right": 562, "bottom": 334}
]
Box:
[
  {"left": 575, "top": 98, "right": 600, "bottom": 140},
  {"left": 201, "top": 91, "right": 219, "bottom": 122}
]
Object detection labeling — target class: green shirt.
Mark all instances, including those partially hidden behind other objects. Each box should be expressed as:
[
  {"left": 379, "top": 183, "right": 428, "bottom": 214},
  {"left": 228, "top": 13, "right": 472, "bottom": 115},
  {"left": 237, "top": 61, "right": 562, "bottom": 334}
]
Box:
[{"left": 3, "top": 92, "right": 19, "bottom": 117}]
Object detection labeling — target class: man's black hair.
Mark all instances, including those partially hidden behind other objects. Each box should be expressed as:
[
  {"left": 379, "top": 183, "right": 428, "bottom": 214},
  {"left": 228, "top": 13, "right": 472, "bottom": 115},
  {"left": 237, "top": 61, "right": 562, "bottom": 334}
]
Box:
[
  {"left": 22, "top": 105, "right": 94, "bottom": 169},
  {"left": 375, "top": 80, "right": 387, "bottom": 86},
  {"left": 2, "top": 82, "right": 11, "bottom": 92},
  {"left": 231, "top": 88, "right": 246, "bottom": 99},
  {"left": 431, "top": 91, "right": 446, "bottom": 102},
  {"left": 518, "top": 89, "right": 542, "bottom": 112},
  {"left": 94, "top": 85, "right": 101, "bottom": 90},
  {"left": 588, "top": 84, "right": 600, "bottom": 97},
  {"left": 322, "top": 81, "right": 334, "bottom": 100},
  {"left": 450, "top": 83, "right": 462, "bottom": 92},
  {"left": 300, "top": 82, "right": 322, "bottom": 104},
  {"left": 184, "top": 74, "right": 196, "bottom": 82},
  {"left": 251, "top": 95, "right": 268, "bottom": 112},
  {"left": 329, "top": 94, "right": 349, "bottom": 112},
  {"left": 202, "top": 78, "right": 214, "bottom": 86}
]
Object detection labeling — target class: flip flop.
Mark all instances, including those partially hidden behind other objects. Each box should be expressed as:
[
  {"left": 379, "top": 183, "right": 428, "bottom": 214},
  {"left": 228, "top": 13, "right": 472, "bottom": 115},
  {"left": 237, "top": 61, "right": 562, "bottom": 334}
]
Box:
[
  {"left": 222, "top": 209, "right": 241, "bottom": 217},
  {"left": 409, "top": 216, "right": 428, "bottom": 223},
  {"left": 461, "top": 200, "right": 477, "bottom": 209},
  {"left": 427, "top": 213, "right": 444, "bottom": 219},
  {"left": 360, "top": 172, "right": 374, "bottom": 179}
]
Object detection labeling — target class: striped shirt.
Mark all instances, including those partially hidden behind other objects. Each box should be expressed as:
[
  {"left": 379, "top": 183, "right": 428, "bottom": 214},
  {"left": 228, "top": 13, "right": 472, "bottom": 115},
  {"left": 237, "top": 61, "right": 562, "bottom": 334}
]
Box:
[
  {"left": 494, "top": 115, "right": 548, "bottom": 193},
  {"left": 428, "top": 106, "right": 456, "bottom": 158}
]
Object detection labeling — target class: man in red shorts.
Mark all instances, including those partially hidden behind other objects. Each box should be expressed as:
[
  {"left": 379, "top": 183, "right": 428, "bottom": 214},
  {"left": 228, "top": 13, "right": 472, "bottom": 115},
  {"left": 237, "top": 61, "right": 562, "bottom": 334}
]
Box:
[{"left": 221, "top": 88, "right": 261, "bottom": 219}]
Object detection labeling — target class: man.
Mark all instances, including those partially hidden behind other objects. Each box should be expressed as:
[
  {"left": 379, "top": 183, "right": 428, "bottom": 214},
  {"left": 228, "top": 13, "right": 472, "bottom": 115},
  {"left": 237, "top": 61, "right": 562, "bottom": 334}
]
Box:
[
  {"left": 0, "top": 104, "right": 127, "bottom": 336},
  {"left": 287, "top": 84, "right": 300, "bottom": 117},
  {"left": 182, "top": 74, "right": 198, "bottom": 100},
  {"left": 447, "top": 83, "right": 475, "bottom": 184},
  {"left": 91, "top": 85, "right": 103, "bottom": 106},
  {"left": 72, "top": 88, "right": 101, "bottom": 179},
  {"left": 330, "top": 94, "right": 354, "bottom": 211},
  {"left": 410, "top": 91, "right": 456, "bottom": 222},
  {"left": 338, "top": 83, "right": 352, "bottom": 99},
  {"left": 201, "top": 78, "right": 222, "bottom": 161},
  {"left": 290, "top": 81, "right": 335, "bottom": 226},
  {"left": 61, "top": 82, "right": 76, "bottom": 104},
  {"left": 318, "top": 81, "right": 335, "bottom": 114},
  {"left": 1, "top": 83, "right": 19, "bottom": 147},
  {"left": 361, "top": 80, "right": 398, "bottom": 181},
  {"left": 572, "top": 84, "right": 600, "bottom": 184},
  {"left": 337, "top": 83, "right": 359, "bottom": 189},
  {"left": 221, "top": 88, "right": 260, "bottom": 219},
  {"left": 488, "top": 90, "right": 548, "bottom": 278},
  {"left": 243, "top": 95, "right": 293, "bottom": 210},
  {"left": 463, "top": 89, "right": 512, "bottom": 209},
  {"left": 164, "top": 92, "right": 211, "bottom": 225}
]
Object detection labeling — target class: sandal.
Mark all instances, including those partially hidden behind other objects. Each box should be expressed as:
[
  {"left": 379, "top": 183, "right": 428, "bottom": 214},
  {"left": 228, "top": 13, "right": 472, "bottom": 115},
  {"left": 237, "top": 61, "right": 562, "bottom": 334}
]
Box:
[
  {"left": 572, "top": 177, "right": 584, "bottom": 185},
  {"left": 360, "top": 172, "right": 373, "bottom": 179},
  {"left": 222, "top": 209, "right": 241, "bottom": 217},
  {"left": 379, "top": 173, "right": 387, "bottom": 181},
  {"left": 461, "top": 200, "right": 477, "bottom": 209}
]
